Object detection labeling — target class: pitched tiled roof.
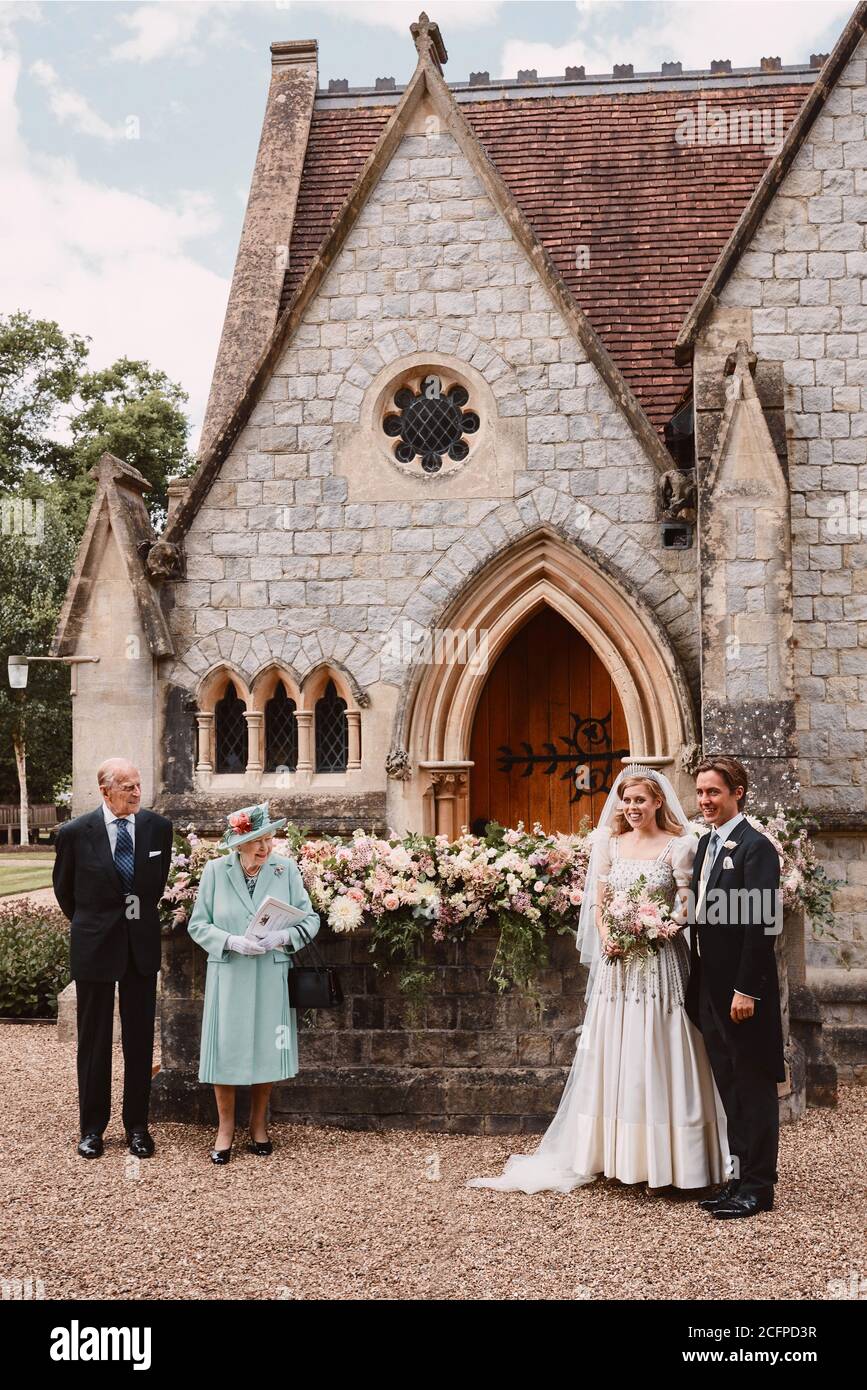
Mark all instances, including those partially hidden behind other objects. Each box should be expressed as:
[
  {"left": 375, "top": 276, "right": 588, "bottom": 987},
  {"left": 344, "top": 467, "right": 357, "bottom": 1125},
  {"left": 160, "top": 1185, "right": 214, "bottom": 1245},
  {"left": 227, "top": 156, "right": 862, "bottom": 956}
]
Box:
[{"left": 282, "top": 79, "right": 813, "bottom": 434}]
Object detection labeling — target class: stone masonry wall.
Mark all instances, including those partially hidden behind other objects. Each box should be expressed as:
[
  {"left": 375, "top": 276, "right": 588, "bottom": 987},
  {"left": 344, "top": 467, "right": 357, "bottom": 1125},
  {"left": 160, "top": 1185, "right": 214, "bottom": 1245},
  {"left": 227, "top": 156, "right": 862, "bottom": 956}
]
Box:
[
  {"left": 166, "top": 122, "right": 698, "bottom": 732},
  {"left": 715, "top": 33, "right": 867, "bottom": 830}
]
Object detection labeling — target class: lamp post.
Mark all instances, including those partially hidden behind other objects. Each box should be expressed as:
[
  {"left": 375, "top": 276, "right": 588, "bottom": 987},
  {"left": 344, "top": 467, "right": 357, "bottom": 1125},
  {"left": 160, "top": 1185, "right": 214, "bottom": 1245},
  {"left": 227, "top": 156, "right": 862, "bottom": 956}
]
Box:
[{"left": 6, "top": 655, "right": 99, "bottom": 846}]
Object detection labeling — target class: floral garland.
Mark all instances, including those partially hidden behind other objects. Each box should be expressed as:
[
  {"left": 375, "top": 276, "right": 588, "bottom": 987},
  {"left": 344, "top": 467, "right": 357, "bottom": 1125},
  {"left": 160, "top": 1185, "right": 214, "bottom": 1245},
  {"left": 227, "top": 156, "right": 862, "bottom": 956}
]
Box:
[{"left": 160, "top": 808, "right": 837, "bottom": 1003}]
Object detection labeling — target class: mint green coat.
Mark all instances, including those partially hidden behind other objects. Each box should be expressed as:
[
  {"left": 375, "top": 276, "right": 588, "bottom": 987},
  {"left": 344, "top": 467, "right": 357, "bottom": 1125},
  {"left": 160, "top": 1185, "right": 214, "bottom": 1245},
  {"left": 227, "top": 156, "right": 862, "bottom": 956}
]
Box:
[{"left": 187, "top": 850, "right": 320, "bottom": 1085}]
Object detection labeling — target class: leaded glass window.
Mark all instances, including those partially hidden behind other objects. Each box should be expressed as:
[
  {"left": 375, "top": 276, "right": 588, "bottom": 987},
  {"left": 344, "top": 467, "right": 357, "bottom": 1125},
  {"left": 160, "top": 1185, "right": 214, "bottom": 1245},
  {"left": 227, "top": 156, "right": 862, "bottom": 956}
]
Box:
[
  {"left": 315, "top": 679, "right": 348, "bottom": 772},
  {"left": 383, "top": 373, "right": 479, "bottom": 474},
  {"left": 265, "top": 683, "right": 298, "bottom": 772},
  {"left": 215, "top": 681, "right": 248, "bottom": 773}
]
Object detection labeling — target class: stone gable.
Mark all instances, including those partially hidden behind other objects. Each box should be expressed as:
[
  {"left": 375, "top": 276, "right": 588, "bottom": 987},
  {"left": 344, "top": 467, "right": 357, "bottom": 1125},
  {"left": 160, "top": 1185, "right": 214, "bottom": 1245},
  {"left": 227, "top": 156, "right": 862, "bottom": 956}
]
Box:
[{"left": 169, "top": 112, "right": 697, "bottom": 706}]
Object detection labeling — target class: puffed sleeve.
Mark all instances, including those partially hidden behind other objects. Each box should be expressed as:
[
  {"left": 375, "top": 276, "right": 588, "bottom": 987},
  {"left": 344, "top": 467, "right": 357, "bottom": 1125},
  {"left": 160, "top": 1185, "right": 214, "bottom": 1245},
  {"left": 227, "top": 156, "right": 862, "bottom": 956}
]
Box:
[
  {"left": 670, "top": 832, "right": 698, "bottom": 888},
  {"left": 594, "top": 825, "right": 613, "bottom": 882}
]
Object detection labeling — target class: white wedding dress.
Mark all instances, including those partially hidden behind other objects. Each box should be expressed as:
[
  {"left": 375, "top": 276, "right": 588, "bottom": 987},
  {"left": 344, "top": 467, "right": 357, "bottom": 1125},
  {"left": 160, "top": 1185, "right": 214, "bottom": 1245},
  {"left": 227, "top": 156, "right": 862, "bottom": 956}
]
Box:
[{"left": 468, "top": 829, "right": 728, "bottom": 1194}]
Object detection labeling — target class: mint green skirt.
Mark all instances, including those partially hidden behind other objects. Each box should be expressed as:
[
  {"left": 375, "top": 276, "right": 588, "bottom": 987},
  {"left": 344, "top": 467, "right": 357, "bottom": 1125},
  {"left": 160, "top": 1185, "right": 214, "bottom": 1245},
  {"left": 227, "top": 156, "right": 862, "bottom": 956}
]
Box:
[{"left": 198, "top": 952, "right": 298, "bottom": 1085}]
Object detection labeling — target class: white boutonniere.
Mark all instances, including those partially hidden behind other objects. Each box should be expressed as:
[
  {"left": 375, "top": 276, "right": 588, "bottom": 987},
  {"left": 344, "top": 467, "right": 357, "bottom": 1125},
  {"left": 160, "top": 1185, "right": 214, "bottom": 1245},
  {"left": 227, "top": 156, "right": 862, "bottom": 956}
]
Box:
[
  {"left": 722, "top": 856, "right": 734, "bottom": 869},
  {"left": 724, "top": 840, "right": 737, "bottom": 850}
]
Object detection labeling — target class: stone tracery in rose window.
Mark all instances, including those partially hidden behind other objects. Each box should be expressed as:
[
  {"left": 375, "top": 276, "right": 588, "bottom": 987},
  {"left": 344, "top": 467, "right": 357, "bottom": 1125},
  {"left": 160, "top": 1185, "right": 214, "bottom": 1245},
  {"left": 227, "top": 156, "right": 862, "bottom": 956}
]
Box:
[{"left": 382, "top": 372, "right": 480, "bottom": 474}]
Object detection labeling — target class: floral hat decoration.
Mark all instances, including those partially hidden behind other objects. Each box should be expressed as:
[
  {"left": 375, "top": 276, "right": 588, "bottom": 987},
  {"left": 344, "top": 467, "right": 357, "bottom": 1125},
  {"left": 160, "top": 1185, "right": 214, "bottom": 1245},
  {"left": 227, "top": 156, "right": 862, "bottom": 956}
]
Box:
[{"left": 221, "top": 801, "right": 286, "bottom": 849}]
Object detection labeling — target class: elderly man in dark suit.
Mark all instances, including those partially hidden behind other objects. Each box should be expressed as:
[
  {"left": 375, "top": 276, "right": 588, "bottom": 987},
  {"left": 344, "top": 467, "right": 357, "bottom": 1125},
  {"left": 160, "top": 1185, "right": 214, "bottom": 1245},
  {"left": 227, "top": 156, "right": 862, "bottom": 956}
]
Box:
[{"left": 53, "top": 759, "right": 173, "bottom": 1159}]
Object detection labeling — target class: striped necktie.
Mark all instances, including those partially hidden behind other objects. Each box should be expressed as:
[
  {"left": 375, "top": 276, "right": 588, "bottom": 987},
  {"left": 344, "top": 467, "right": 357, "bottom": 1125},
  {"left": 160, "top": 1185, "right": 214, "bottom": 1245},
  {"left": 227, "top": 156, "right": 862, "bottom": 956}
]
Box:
[{"left": 113, "top": 818, "right": 135, "bottom": 892}]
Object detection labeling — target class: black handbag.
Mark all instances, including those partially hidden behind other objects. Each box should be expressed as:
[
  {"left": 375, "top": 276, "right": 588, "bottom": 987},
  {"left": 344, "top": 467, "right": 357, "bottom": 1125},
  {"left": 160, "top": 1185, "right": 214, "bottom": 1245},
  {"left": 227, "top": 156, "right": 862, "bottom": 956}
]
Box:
[{"left": 287, "top": 923, "right": 343, "bottom": 1009}]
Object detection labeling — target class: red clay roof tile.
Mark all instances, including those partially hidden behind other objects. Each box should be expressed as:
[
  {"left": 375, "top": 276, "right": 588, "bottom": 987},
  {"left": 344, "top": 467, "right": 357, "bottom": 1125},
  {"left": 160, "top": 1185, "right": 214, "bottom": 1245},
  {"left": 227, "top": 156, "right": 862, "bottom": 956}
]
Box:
[{"left": 282, "top": 82, "right": 813, "bottom": 435}]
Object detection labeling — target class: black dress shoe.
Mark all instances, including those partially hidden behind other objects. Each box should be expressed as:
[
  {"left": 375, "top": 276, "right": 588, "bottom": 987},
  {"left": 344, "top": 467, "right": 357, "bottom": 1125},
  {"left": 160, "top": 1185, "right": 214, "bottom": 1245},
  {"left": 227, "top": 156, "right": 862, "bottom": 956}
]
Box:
[
  {"left": 697, "top": 1179, "right": 741, "bottom": 1211},
  {"left": 77, "top": 1133, "right": 104, "bottom": 1159},
  {"left": 126, "top": 1128, "right": 155, "bottom": 1158},
  {"left": 210, "top": 1134, "right": 234, "bottom": 1165},
  {"left": 714, "top": 1190, "right": 774, "bottom": 1219},
  {"left": 245, "top": 1137, "right": 273, "bottom": 1156}
]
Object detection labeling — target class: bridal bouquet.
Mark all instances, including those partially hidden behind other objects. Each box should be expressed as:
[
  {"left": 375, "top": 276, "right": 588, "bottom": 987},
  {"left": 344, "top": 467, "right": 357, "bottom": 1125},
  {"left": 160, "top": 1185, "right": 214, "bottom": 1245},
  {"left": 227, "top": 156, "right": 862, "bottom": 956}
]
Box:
[{"left": 600, "top": 874, "right": 681, "bottom": 965}]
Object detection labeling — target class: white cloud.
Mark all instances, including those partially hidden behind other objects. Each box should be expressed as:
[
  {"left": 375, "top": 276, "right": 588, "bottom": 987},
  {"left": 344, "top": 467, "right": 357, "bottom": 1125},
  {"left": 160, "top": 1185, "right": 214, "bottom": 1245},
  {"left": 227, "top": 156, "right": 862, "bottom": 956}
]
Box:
[
  {"left": 295, "top": 0, "right": 503, "bottom": 36},
  {"left": 0, "top": 44, "right": 228, "bottom": 445},
  {"left": 110, "top": 1, "right": 237, "bottom": 64},
  {"left": 500, "top": 0, "right": 852, "bottom": 79},
  {"left": 30, "top": 59, "right": 124, "bottom": 141}
]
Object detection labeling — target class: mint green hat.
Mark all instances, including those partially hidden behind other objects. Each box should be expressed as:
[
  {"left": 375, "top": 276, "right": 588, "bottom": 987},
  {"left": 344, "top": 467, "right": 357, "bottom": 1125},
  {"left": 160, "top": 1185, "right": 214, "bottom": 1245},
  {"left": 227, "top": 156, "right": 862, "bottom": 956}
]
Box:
[{"left": 221, "top": 801, "right": 286, "bottom": 848}]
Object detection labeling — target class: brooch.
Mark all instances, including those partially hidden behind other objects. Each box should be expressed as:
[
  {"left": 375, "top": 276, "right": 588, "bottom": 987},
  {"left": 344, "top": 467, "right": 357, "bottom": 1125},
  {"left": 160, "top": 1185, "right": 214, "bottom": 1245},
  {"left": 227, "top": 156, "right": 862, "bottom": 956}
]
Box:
[{"left": 273, "top": 865, "right": 285, "bottom": 877}]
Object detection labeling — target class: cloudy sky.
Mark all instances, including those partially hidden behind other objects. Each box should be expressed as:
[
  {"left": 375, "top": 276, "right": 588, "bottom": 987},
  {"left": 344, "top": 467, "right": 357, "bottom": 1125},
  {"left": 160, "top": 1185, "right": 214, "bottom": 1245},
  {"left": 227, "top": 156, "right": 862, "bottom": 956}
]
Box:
[{"left": 0, "top": 0, "right": 853, "bottom": 447}]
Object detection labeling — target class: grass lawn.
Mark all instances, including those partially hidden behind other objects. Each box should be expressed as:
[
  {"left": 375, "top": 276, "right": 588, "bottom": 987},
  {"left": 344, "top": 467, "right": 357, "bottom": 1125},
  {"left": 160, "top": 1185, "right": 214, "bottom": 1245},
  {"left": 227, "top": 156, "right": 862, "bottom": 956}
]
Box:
[{"left": 0, "top": 854, "right": 55, "bottom": 897}]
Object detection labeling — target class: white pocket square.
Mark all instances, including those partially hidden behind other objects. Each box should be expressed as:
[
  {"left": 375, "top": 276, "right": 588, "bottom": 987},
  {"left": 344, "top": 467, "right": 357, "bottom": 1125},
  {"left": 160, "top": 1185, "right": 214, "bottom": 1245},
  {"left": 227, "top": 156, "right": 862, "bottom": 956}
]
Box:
[
  {"left": 149, "top": 849, "right": 162, "bottom": 857},
  {"left": 722, "top": 855, "right": 734, "bottom": 869}
]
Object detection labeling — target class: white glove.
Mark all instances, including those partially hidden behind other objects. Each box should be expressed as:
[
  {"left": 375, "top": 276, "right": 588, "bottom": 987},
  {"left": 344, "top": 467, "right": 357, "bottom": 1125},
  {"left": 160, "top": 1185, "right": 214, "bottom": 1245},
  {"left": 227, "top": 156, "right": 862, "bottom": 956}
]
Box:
[
  {"left": 257, "top": 929, "right": 293, "bottom": 952},
  {"left": 226, "top": 934, "right": 266, "bottom": 956}
]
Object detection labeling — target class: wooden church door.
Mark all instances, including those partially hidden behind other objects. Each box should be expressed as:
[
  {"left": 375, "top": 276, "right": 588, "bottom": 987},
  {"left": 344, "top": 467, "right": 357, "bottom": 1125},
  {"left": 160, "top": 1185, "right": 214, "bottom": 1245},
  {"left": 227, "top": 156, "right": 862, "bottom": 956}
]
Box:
[{"left": 469, "top": 607, "right": 629, "bottom": 834}]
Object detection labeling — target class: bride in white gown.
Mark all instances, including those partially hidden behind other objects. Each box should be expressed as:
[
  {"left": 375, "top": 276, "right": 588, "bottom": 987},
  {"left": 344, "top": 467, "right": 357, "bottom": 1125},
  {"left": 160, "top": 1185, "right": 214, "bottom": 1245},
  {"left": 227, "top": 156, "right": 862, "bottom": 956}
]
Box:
[{"left": 468, "top": 766, "right": 729, "bottom": 1194}]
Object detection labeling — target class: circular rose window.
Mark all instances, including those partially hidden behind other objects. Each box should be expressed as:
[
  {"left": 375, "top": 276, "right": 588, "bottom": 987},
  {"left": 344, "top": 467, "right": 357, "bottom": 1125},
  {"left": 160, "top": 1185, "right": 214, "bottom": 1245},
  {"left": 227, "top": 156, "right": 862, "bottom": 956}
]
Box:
[{"left": 382, "top": 372, "right": 480, "bottom": 474}]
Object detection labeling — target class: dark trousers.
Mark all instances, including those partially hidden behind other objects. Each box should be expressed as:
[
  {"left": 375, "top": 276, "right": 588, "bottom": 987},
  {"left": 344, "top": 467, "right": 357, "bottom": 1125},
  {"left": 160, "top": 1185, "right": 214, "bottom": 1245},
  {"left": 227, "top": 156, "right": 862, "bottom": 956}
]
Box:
[
  {"left": 75, "top": 966, "right": 158, "bottom": 1136},
  {"left": 699, "top": 984, "right": 779, "bottom": 1197}
]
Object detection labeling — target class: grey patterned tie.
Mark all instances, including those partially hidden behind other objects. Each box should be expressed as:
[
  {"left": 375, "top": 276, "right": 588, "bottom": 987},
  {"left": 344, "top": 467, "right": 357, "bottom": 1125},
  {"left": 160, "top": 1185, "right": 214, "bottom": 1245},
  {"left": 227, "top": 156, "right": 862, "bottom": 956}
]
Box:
[
  {"left": 113, "top": 818, "right": 135, "bottom": 892},
  {"left": 700, "top": 831, "right": 720, "bottom": 888}
]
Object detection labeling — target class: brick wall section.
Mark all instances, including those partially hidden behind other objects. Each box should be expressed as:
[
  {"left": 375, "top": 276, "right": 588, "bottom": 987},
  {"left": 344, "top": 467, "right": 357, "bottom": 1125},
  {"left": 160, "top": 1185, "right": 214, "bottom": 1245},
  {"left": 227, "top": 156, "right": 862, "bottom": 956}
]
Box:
[{"left": 153, "top": 923, "right": 587, "bottom": 1133}]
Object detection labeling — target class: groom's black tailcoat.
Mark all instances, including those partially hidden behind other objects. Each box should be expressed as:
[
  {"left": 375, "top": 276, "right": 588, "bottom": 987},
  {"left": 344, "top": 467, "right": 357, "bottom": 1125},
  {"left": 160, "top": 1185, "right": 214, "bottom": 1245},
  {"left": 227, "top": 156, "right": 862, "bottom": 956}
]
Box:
[
  {"left": 684, "top": 819, "right": 785, "bottom": 1083},
  {"left": 685, "top": 816, "right": 784, "bottom": 1198},
  {"left": 53, "top": 806, "right": 173, "bottom": 1135}
]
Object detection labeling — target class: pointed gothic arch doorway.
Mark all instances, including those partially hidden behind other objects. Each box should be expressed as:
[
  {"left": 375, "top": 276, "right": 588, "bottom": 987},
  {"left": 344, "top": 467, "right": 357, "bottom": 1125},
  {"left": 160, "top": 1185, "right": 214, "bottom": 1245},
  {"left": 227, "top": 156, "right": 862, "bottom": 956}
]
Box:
[
  {"left": 469, "top": 606, "right": 629, "bottom": 834},
  {"left": 396, "top": 528, "right": 698, "bottom": 841}
]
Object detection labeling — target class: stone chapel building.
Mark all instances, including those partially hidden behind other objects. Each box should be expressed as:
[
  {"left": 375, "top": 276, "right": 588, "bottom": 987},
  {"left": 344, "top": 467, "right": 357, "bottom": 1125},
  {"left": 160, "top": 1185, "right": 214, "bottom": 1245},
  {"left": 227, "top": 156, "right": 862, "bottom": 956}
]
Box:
[{"left": 54, "top": 6, "right": 867, "bottom": 1006}]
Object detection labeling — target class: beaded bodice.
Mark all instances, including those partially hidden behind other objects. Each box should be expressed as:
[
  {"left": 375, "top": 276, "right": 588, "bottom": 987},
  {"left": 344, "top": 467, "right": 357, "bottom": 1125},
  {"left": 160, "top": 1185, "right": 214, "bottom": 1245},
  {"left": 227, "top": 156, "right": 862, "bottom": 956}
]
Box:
[
  {"left": 600, "top": 836, "right": 687, "bottom": 1008},
  {"left": 607, "top": 837, "right": 677, "bottom": 904}
]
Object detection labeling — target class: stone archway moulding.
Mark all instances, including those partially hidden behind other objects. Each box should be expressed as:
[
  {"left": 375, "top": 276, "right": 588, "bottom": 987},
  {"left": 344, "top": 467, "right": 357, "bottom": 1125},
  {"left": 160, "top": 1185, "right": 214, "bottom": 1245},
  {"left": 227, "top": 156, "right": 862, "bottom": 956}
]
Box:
[{"left": 398, "top": 530, "right": 698, "bottom": 835}]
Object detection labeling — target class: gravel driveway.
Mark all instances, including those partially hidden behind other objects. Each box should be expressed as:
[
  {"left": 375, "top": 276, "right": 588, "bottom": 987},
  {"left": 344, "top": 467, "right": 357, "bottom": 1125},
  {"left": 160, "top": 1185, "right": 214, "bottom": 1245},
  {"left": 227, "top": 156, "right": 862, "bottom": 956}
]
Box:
[{"left": 1, "top": 1024, "right": 863, "bottom": 1301}]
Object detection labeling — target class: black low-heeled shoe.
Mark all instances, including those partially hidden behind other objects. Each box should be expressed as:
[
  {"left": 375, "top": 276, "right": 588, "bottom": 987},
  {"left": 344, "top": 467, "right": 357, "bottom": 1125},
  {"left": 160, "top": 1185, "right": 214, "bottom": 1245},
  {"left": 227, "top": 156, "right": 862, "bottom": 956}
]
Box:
[
  {"left": 245, "top": 1137, "right": 273, "bottom": 1156},
  {"left": 210, "top": 1134, "right": 234, "bottom": 1165}
]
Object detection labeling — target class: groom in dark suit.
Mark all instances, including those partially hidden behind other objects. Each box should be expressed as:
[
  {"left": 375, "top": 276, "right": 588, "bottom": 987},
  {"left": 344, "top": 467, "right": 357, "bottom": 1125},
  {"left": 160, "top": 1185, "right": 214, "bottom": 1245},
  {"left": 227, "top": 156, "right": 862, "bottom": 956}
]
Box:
[
  {"left": 685, "top": 755, "right": 785, "bottom": 1220},
  {"left": 53, "top": 759, "right": 173, "bottom": 1159}
]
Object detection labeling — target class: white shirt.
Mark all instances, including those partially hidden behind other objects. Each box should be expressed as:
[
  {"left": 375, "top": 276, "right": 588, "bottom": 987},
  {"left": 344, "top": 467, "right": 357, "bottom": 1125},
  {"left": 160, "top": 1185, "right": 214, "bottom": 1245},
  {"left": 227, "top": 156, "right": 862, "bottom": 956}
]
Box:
[
  {"left": 102, "top": 800, "right": 135, "bottom": 853},
  {"left": 701, "top": 812, "right": 744, "bottom": 875},
  {"left": 698, "top": 811, "right": 759, "bottom": 999}
]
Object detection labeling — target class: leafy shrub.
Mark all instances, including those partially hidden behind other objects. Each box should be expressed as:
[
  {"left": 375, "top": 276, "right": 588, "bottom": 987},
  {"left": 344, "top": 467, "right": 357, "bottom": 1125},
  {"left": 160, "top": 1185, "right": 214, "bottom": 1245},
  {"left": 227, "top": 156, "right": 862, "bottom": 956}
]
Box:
[{"left": 0, "top": 901, "right": 69, "bottom": 1017}]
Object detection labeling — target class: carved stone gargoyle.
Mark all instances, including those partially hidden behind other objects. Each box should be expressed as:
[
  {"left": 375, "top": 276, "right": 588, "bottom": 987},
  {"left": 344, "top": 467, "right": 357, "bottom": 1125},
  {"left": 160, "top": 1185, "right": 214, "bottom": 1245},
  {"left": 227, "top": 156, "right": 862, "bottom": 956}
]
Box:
[
  {"left": 146, "top": 539, "right": 184, "bottom": 580},
  {"left": 658, "top": 467, "right": 697, "bottom": 522},
  {"left": 385, "top": 747, "right": 412, "bottom": 781}
]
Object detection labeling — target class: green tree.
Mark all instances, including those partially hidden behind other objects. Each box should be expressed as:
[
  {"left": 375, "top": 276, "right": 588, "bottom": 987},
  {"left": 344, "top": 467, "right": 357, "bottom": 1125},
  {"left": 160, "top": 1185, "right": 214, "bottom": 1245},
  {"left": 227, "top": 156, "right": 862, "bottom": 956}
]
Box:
[
  {"left": 0, "top": 313, "right": 195, "bottom": 534},
  {"left": 0, "top": 312, "right": 196, "bottom": 821},
  {"left": 68, "top": 357, "right": 195, "bottom": 520},
  {"left": 0, "top": 312, "right": 87, "bottom": 488},
  {"left": 0, "top": 486, "right": 77, "bottom": 808}
]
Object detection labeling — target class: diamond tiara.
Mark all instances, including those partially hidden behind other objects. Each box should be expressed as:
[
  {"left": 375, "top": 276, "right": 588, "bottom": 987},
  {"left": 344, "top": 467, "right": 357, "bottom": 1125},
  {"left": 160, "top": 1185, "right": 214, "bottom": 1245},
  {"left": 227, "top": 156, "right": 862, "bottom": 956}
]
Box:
[{"left": 620, "top": 763, "right": 660, "bottom": 781}]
